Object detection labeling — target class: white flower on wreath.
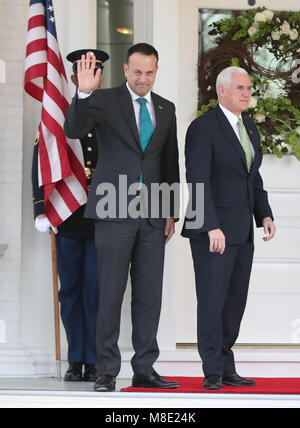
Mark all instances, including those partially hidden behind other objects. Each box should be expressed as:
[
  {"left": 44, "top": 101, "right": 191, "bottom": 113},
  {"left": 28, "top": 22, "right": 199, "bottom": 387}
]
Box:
[
  {"left": 279, "top": 142, "right": 292, "bottom": 152},
  {"left": 249, "top": 97, "right": 257, "bottom": 108},
  {"left": 271, "top": 30, "right": 281, "bottom": 41},
  {"left": 254, "top": 12, "right": 267, "bottom": 23},
  {"left": 281, "top": 21, "right": 291, "bottom": 35},
  {"left": 254, "top": 113, "right": 266, "bottom": 123},
  {"left": 273, "top": 134, "right": 284, "bottom": 142},
  {"left": 263, "top": 90, "right": 273, "bottom": 98},
  {"left": 289, "top": 29, "right": 299, "bottom": 41},
  {"left": 248, "top": 24, "right": 259, "bottom": 37},
  {"left": 262, "top": 10, "right": 274, "bottom": 21}
]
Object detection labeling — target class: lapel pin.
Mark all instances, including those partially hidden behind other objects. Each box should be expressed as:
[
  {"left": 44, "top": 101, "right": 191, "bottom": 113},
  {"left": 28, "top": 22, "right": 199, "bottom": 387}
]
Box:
[{"left": 157, "top": 105, "right": 163, "bottom": 110}]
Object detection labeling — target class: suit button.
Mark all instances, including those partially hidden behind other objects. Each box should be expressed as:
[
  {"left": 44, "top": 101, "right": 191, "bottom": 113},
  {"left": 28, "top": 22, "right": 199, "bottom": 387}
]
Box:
[
  {"left": 87, "top": 147, "right": 92, "bottom": 151},
  {"left": 88, "top": 133, "right": 93, "bottom": 138}
]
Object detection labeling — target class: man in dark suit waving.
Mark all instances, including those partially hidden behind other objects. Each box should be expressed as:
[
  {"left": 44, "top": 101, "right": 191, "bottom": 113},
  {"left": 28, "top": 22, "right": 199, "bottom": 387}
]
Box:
[
  {"left": 182, "top": 67, "right": 276, "bottom": 390},
  {"left": 64, "top": 43, "right": 180, "bottom": 392}
]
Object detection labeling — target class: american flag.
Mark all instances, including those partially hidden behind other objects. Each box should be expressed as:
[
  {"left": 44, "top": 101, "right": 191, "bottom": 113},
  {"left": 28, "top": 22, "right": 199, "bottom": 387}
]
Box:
[{"left": 24, "top": 0, "right": 88, "bottom": 227}]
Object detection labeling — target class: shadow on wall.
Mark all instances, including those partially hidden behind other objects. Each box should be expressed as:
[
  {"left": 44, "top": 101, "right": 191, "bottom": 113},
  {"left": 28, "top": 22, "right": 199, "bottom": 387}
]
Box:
[
  {"left": 0, "top": 58, "right": 6, "bottom": 83},
  {"left": 0, "top": 320, "right": 6, "bottom": 344}
]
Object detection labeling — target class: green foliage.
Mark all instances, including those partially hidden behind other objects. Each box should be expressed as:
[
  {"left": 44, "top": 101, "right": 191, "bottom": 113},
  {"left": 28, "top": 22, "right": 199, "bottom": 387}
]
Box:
[
  {"left": 201, "top": 7, "right": 300, "bottom": 160},
  {"left": 209, "top": 7, "right": 300, "bottom": 60}
]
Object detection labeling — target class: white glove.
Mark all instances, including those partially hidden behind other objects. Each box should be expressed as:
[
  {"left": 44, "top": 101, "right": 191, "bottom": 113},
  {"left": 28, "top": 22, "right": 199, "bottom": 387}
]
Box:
[{"left": 35, "top": 216, "right": 58, "bottom": 234}]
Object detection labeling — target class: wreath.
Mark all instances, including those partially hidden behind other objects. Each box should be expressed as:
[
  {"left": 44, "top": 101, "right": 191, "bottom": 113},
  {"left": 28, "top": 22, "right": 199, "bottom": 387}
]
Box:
[{"left": 198, "top": 7, "right": 300, "bottom": 161}]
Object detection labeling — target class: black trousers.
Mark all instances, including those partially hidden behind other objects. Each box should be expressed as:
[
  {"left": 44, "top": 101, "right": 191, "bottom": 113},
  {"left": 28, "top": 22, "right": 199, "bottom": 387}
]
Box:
[
  {"left": 94, "top": 218, "right": 165, "bottom": 377},
  {"left": 190, "top": 236, "right": 254, "bottom": 377}
]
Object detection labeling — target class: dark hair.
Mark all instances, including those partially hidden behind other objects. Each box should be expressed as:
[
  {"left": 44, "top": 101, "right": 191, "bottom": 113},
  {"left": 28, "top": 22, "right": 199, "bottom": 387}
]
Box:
[{"left": 126, "top": 43, "right": 159, "bottom": 64}]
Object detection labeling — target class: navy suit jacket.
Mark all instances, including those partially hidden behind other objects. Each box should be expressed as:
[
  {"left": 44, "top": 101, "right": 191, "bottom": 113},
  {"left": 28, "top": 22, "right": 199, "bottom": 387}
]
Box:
[{"left": 181, "top": 105, "right": 273, "bottom": 245}]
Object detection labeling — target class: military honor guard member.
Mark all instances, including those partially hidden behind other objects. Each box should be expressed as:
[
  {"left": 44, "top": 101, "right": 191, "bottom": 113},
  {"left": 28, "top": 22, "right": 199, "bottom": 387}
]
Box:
[{"left": 32, "top": 49, "right": 109, "bottom": 382}]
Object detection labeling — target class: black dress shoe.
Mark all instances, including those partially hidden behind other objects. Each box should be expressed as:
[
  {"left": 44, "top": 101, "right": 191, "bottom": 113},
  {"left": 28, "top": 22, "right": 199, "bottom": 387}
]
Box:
[
  {"left": 132, "top": 370, "right": 180, "bottom": 389},
  {"left": 203, "top": 375, "right": 223, "bottom": 390},
  {"left": 83, "top": 364, "right": 97, "bottom": 382},
  {"left": 223, "top": 373, "right": 256, "bottom": 386},
  {"left": 64, "top": 363, "right": 83, "bottom": 382},
  {"left": 94, "top": 374, "right": 116, "bottom": 392}
]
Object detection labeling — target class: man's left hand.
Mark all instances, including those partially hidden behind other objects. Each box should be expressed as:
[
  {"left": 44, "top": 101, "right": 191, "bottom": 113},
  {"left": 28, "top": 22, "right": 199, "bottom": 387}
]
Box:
[
  {"left": 262, "top": 217, "right": 276, "bottom": 241},
  {"left": 165, "top": 218, "right": 175, "bottom": 244}
]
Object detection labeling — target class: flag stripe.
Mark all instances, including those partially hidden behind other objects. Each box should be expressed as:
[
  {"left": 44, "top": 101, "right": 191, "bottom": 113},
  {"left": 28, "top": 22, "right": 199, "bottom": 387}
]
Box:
[
  {"left": 48, "top": 187, "right": 72, "bottom": 220},
  {"left": 41, "top": 107, "right": 71, "bottom": 178},
  {"left": 56, "top": 180, "right": 81, "bottom": 212},
  {"left": 28, "top": 15, "right": 45, "bottom": 31},
  {"left": 25, "top": 50, "right": 47, "bottom": 72},
  {"left": 47, "top": 46, "right": 64, "bottom": 79},
  {"left": 26, "top": 38, "right": 47, "bottom": 57},
  {"left": 24, "top": 63, "right": 47, "bottom": 101},
  {"left": 66, "top": 144, "right": 88, "bottom": 190},
  {"left": 39, "top": 123, "right": 53, "bottom": 184},
  {"left": 29, "top": 2, "right": 45, "bottom": 18},
  {"left": 26, "top": 26, "right": 46, "bottom": 45}
]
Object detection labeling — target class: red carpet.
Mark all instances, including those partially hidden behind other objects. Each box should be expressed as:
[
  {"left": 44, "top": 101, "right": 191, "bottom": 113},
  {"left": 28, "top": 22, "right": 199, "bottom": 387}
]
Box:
[{"left": 121, "top": 377, "right": 300, "bottom": 395}]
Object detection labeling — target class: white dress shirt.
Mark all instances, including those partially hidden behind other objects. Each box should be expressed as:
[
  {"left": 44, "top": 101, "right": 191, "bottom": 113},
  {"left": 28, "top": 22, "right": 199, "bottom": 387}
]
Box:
[
  {"left": 78, "top": 83, "right": 156, "bottom": 133},
  {"left": 125, "top": 82, "right": 156, "bottom": 132},
  {"left": 219, "top": 103, "right": 255, "bottom": 158}
]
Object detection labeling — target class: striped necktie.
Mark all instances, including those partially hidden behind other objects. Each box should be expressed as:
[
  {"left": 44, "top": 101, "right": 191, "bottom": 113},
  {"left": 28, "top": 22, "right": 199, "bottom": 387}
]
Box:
[{"left": 237, "top": 118, "right": 253, "bottom": 172}]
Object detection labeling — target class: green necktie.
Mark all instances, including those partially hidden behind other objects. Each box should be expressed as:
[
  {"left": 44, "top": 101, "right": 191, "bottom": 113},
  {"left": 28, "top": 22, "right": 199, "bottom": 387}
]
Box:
[
  {"left": 137, "top": 98, "right": 153, "bottom": 151},
  {"left": 137, "top": 98, "right": 153, "bottom": 185},
  {"left": 237, "top": 118, "right": 253, "bottom": 172}
]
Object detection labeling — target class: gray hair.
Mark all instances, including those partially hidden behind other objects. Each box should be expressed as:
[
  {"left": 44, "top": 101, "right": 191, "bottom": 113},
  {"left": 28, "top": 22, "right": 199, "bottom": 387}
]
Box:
[{"left": 216, "top": 67, "right": 248, "bottom": 97}]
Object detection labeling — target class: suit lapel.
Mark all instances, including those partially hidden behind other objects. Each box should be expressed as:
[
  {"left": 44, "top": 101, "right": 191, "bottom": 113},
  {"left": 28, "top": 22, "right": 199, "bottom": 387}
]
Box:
[
  {"left": 215, "top": 105, "right": 248, "bottom": 172},
  {"left": 243, "top": 118, "right": 261, "bottom": 174},
  {"left": 118, "top": 84, "right": 141, "bottom": 151},
  {"left": 143, "top": 92, "right": 163, "bottom": 153},
  {"left": 118, "top": 85, "right": 166, "bottom": 153}
]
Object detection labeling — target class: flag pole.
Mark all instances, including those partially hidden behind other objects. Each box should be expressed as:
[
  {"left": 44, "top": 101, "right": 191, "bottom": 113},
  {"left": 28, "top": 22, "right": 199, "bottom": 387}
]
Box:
[{"left": 50, "top": 229, "right": 61, "bottom": 381}]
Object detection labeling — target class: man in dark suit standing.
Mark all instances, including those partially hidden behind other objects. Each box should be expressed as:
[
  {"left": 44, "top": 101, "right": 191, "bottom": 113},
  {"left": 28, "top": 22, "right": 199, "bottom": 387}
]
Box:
[
  {"left": 182, "top": 66, "right": 276, "bottom": 390},
  {"left": 32, "top": 49, "right": 109, "bottom": 383},
  {"left": 64, "top": 43, "right": 180, "bottom": 392}
]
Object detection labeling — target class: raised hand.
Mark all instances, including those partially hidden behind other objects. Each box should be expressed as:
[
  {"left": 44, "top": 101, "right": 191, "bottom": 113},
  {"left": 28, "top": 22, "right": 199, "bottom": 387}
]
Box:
[{"left": 77, "top": 54, "right": 102, "bottom": 94}]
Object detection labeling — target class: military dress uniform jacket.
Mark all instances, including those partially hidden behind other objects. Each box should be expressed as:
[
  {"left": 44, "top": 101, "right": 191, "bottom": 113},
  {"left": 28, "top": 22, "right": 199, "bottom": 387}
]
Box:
[{"left": 32, "top": 130, "right": 98, "bottom": 240}]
